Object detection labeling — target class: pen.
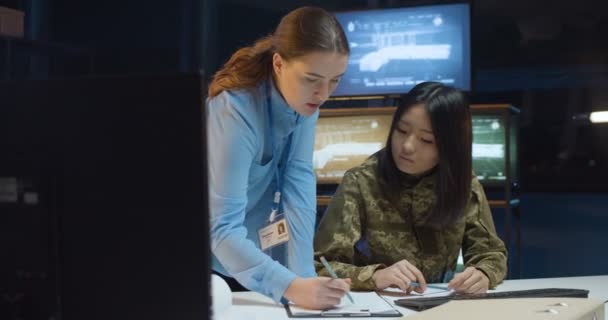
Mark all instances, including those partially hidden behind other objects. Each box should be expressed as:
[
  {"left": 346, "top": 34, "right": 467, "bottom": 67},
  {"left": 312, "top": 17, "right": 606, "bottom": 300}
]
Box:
[
  {"left": 410, "top": 281, "right": 451, "bottom": 291},
  {"left": 319, "top": 256, "right": 355, "bottom": 304}
]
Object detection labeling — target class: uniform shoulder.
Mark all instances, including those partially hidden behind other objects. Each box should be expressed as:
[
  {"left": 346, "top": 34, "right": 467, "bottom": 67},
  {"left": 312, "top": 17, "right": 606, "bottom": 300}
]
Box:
[
  {"left": 343, "top": 153, "right": 380, "bottom": 182},
  {"left": 469, "top": 173, "right": 486, "bottom": 202}
]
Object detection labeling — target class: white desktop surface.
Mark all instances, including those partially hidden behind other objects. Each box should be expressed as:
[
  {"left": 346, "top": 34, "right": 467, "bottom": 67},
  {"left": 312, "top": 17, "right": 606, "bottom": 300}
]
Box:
[{"left": 221, "top": 275, "right": 608, "bottom": 320}]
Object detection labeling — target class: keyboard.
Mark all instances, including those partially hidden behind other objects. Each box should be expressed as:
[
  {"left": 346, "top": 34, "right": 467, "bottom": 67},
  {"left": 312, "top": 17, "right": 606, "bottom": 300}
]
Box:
[{"left": 395, "top": 288, "right": 590, "bottom": 311}]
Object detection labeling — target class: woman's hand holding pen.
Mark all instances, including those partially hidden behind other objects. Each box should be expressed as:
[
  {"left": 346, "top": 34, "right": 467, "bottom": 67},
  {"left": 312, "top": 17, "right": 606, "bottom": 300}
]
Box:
[
  {"left": 284, "top": 277, "right": 352, "bottom": 310},
  {"left": 372, "top": 259, "right": 427, "bottom": 294},
  {"left": 447, "top": 267, "right": 489, "bottom": 294}
]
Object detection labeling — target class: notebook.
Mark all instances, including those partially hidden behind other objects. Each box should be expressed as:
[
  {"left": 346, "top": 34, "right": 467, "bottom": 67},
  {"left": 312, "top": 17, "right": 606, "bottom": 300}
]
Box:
[{"left": 284, "top": 292, "right": 402, "bottom": 318}]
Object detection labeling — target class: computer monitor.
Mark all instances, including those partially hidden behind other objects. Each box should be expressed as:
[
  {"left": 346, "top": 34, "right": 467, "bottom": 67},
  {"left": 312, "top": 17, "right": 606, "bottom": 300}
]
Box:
[
  {"left": 314, "top": 105, "right": 518, "bottom": 188},
  {"left": 314, "top": 107, "right": 394, "bottom": 184},
  {"left": 471, "top": 105, "right": 519, "bottom": 188},
  {"left": 0, "top": 74, "right": 210, "bottom": 320},
  {"left": 472, "top": 115, "right": 507, "bottom": 182},
  {"left": 332, "top": 2, "right": 471, "bottom": 97}
]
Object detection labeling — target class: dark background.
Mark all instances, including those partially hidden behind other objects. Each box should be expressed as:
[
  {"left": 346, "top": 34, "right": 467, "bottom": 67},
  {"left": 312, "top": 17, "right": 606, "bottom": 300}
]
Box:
[{"left": 1, "top": 0, "right": 607, "bottom": 319}]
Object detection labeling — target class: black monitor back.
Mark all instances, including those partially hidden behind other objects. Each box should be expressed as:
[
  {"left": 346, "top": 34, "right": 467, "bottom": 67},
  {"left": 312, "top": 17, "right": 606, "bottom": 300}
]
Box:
[{"left": 0, "top": 73, "right": 210, "bottom": 320}]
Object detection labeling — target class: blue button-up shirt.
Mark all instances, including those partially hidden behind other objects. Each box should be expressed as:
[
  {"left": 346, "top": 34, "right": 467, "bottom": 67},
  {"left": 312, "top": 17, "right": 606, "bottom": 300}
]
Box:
[{"left": 207, "top": 79, "right": 318, "bottom": 302}]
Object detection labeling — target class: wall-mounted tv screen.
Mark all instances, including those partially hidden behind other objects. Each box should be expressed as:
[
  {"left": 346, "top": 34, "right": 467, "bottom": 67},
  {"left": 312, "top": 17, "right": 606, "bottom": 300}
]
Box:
[{"left": 333, "top": 3, "right": 471, "bottom": 97}]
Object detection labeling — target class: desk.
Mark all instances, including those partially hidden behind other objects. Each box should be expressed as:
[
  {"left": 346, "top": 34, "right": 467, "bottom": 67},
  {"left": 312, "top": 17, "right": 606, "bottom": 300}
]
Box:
[{"left": 221, "top": 275, "right": 608, "bottom": 320}]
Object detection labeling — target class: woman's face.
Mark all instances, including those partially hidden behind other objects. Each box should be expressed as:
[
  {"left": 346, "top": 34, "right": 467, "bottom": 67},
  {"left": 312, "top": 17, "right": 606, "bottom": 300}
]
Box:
[
  {"left": 391, "top": 104, "right": 439, "bottom": 176},
  {"left": 272, "top": 51, "right": 348, "bottom": 116}
]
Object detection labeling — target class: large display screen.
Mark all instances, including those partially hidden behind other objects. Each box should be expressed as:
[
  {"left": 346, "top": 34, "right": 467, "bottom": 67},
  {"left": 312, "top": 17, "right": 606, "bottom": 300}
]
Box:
[{"left": 333, "top": 3, "right": 471, "bottom": 96}]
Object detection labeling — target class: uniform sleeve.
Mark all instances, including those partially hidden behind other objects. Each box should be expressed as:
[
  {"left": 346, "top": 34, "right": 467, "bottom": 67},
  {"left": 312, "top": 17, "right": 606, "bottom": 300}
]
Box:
[
  {"left": 313, "top": 171, "right": 384, "bottom": 290},
  {"left": 461, "top": 180, "right": 508, "bottom": 288},
  {"left": 282, "top": 112, "right": 319, "bottom": 278},
  {"left": 208, "top": 93, "right": 296, "bottom": 302}
]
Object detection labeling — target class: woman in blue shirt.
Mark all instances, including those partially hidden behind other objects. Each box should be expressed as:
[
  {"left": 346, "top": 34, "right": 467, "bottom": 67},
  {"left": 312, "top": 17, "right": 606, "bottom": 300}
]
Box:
[{"left": 207, "top": 7, "right": 350, "bottom": 309}]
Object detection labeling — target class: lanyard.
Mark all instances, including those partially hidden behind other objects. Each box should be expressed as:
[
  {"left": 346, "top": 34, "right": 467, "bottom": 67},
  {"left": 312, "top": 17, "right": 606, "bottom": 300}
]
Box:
[{"left": 266, "top": 82, "right": 294, "bottom": 222}]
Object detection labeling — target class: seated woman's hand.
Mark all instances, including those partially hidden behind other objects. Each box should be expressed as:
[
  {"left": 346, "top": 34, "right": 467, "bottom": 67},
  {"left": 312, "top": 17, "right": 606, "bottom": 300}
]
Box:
[
  {"left": 371, "top": 259, "right": 427, "bottom": 294},
  {"left": 284, "top": 277, "right": 351, "bottom": 310},
  {"left": 447, "top": 267, "right": 489, "bottom": 294}
]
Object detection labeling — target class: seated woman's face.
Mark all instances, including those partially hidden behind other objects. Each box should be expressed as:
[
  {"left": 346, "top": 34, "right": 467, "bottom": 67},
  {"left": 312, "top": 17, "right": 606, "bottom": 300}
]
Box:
[{"left": 391, "top": 104, "right": 439, "bottom": 176}]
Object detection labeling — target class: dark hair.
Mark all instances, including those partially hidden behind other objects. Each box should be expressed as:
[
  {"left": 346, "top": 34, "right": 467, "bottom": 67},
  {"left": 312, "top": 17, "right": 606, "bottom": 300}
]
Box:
[
  {"left": 208, "top": 7, "right": 350, "bottom": 98},
  {"left": 378, "top": 81, "right": 472, "bottom": 228}
]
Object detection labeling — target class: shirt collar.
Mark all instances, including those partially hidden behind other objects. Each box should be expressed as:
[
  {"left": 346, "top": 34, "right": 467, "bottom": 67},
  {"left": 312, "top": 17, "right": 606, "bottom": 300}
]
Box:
[
  {"left": 399, "top": 165, "right": 437, "bottom": 188},
  {"left": 266, "top": 78, "right": 302, "bottom": 135}
]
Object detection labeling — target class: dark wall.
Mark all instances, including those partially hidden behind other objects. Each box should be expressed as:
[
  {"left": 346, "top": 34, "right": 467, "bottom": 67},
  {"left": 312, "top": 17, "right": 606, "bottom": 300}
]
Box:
[
  {"left": 520, "top": 193, "right": 608, "bottom": 278},
  {"left": 1, "top": 0, "right": 206, "bottom": 77},
  {"left": 50, "top": 0, "right": 183, "bottom": 73}
]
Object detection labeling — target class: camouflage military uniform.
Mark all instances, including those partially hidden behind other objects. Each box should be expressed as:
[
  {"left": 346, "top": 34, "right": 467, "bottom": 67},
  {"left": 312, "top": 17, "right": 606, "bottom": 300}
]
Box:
[{"left": 314, "top": 154, "right": 507, "bottom": 290}]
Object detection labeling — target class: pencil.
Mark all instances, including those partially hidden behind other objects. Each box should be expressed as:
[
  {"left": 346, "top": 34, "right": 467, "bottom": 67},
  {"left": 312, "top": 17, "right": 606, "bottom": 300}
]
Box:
[
  {"left": 319, "top": 256, "right": 355, "bottom": 303},
  {"left": 410, "top": 281, "right": 451, "bottom": 291}
]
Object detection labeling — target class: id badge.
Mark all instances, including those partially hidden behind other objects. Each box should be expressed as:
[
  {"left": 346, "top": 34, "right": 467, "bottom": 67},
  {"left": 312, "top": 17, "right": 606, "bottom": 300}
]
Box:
[{"left": 258, "top": 216, "right": 290, "bottom": 251}]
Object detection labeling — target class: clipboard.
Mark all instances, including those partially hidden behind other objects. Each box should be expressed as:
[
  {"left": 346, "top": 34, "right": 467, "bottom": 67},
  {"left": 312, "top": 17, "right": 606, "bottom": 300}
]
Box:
[{"left": 284, "top": 292, "right": 403, "bottom": 318}]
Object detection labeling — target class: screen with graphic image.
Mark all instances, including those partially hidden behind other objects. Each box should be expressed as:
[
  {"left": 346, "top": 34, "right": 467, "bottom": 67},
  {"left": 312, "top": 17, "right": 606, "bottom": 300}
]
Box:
[
  {"left": 333, "top": 3, "right": 471, "bottom": 97},
  {"left": 472, "top": 115, "right": 508, "bottom": 183},
  {"left": 314, "top": 108, "right": 393, "bottom": 184},
  {"left": 314, "top": 107, "right": 516, "bottom": 186}
]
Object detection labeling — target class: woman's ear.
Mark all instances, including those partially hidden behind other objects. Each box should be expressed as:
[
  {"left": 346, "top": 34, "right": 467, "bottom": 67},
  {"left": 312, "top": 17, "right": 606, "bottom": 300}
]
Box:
[{"left": 272, "top": 53, "right": 284, "bottom": 75}]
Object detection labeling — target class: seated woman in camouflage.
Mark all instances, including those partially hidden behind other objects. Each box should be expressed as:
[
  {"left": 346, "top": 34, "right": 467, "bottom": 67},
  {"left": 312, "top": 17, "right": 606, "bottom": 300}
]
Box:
[{"left": 314, "top": 81, "right": 507, "bottom": 294}]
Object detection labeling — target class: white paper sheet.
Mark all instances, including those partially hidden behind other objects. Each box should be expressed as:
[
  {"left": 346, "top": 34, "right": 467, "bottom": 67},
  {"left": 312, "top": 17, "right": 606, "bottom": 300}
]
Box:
[{"left": 287, "top": 291, "right": 400, "bottom": 317}]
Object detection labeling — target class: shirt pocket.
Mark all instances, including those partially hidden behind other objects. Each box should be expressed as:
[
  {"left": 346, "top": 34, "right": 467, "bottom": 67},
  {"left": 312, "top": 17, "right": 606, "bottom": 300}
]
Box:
[{"left": 248, "top": 158, "right": 274, "bottom": 187}]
